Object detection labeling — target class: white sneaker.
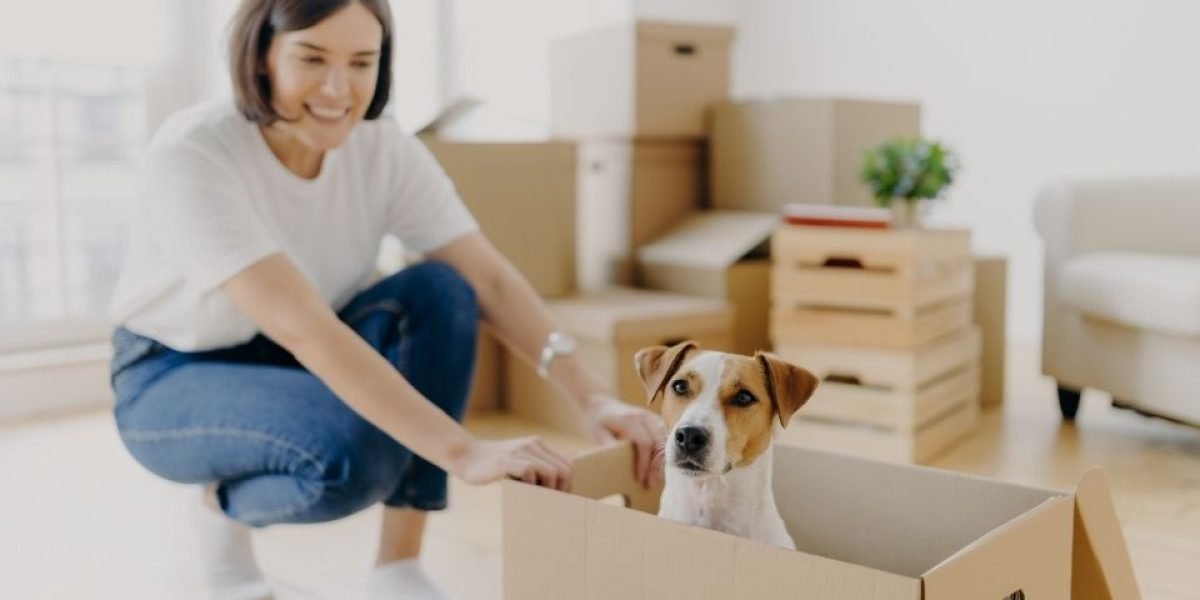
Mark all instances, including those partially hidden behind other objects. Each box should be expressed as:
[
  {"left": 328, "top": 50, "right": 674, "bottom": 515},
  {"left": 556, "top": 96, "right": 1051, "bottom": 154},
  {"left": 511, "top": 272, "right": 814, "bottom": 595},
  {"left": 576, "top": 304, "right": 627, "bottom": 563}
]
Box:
[
  {"left": 365, "top": 559, "right": 450, "bottom": 600},
  {"left": 191, "top": 485, "right": 273, "bottom": 600}
]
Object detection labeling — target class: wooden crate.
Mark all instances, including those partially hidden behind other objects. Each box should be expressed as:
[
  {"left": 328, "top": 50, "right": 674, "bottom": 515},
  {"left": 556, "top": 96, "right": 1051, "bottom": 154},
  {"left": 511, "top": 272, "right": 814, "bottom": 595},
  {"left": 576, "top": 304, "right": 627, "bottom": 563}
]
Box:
[
  {"left": 774, "top": 327, "right": 981, "bottom": 463},
  {"left": 770, "top": 226, "right": 973, "bottom": 348},
  {"left": 777, "top": 400, "right": 979, "bottom": 464}
]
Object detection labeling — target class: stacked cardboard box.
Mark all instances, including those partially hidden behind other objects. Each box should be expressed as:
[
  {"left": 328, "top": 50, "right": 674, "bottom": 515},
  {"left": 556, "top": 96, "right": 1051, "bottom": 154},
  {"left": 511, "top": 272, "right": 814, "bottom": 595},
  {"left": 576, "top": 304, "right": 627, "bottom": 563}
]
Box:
[
  {"left": 504, "top": 287, "right": 734, "bottom": 437},
  {"left": 551, "top": 21, "right": 734, "bottom": 291},
  {"left": 770, "top": 225, "right": 980, "bottom": 463},
  {"left": 710, "top": 98, "right": 922, "bottom": 211},
  {"left": 635, "top": 97, "right": 923, "bottom": 355},
  {"left": 418, "top": 128, "right": 578, "bottom": 300},
  {"left": 636, "top": 211, "right": 776, "bottom": 355},
  {"left": 476, "top": 21, "right": 740, "bottom": 426}
]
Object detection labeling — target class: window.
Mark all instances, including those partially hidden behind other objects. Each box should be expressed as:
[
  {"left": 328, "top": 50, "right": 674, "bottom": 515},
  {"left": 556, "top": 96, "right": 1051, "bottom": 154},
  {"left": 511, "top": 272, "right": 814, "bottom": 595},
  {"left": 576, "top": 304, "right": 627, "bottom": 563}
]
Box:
[
  {"left": 0, "top": 58, "right": 146, "bottom": 328},
  {"left": 0, "top": 0, "right": 444, "bottom": 354}
]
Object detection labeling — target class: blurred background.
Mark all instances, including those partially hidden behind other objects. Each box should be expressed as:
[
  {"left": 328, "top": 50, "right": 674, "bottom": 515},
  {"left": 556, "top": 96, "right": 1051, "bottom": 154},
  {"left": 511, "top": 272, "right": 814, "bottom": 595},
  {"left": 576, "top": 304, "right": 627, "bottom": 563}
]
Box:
[{"left": 2, "top": 1, "right": 1200, "bottom": 598}]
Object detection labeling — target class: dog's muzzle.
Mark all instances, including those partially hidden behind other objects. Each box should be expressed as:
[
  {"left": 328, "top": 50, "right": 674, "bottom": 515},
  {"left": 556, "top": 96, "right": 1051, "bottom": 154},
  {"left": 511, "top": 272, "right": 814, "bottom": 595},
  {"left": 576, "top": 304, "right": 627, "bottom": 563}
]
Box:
[{"left": 673, "top": 425, "right": 711, "bottom": 469}]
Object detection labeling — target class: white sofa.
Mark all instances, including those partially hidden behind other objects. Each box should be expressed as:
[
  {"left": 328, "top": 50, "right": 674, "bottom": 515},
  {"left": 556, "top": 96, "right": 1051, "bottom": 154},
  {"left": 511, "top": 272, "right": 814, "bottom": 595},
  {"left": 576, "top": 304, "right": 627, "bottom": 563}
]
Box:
[{"left": 1035, "top": 177, "right": 1200, "bottom": 427}]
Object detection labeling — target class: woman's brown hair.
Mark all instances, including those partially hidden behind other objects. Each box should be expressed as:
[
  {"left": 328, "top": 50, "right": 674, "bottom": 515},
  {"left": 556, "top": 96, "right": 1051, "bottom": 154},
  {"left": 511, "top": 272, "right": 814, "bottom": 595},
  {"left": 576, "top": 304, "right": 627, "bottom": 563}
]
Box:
[{"left": 227, "top": 0, "right": 393, "bottom": 124}]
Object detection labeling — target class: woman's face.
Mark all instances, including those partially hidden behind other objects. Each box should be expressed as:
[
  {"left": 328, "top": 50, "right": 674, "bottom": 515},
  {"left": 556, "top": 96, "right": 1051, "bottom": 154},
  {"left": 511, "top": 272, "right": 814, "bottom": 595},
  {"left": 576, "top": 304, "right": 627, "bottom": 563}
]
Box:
[{"left": 263, "top": 1, "right": 382, "bottom": 152}]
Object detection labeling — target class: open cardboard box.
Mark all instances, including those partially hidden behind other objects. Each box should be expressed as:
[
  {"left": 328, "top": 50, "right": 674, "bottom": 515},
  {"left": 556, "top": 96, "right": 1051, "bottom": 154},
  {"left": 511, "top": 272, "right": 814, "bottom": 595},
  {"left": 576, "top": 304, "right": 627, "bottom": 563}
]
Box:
[
  {"left": 503, "top": 442, "right": 1140, "bottom": 599},
  {"left": 638, "top": 210, "right": 778, "bottom": 355}
]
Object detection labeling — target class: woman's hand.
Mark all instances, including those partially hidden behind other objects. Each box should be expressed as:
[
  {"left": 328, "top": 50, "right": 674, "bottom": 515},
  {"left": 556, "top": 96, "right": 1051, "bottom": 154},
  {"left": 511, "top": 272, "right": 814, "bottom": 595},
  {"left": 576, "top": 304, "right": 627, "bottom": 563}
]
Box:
[
  {"left": 454, "top": 436, "right": 573, "bottom": 491},
  {"left": 582, "top": 395, "right": 667, "bottom": 489}
]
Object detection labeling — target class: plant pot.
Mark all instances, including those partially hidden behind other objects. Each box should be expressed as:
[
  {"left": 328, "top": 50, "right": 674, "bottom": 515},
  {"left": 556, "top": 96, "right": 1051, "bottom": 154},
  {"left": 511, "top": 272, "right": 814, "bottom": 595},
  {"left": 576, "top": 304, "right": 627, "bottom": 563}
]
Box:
[{"left": 890, "top": 200, "right": 922, "bottom": 229}]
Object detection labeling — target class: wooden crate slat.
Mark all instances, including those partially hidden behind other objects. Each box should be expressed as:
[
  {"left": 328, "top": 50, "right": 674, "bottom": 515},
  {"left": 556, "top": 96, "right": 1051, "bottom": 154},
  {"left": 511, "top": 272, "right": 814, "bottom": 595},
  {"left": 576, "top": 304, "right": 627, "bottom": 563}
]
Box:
[
  {"left": 799, "top": 365, "right": 980, "bottom": 431},
  {"left": 776, "top": 327, "right": 981, "bottom": 390},
  {"left": 778, "top": 399, "right": 979, "bottom": 464},
  {"left": 772, "top": 227, "right": 970, "bottom": 271},
  {"left": 770, "top": 298, "right": 971, "bottom": 348}
]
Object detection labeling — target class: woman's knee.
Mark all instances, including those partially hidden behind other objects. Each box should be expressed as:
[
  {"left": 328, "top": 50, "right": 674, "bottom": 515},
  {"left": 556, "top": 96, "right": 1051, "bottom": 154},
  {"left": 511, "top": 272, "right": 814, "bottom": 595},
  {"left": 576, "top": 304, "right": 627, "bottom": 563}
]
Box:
[
  {"left": 402, "top": 261, "right": 479, "bottom": 338},
  {"left": 285, "top": 426, "right": 411, "bottom": 522}
]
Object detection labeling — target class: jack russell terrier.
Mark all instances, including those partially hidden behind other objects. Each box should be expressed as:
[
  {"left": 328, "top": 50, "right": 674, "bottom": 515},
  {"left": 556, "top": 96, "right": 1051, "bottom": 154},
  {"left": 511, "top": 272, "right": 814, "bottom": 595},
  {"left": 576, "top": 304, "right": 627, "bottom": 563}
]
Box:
[{"left": 634, "top": 341, "right": 818, "bottom": 550}]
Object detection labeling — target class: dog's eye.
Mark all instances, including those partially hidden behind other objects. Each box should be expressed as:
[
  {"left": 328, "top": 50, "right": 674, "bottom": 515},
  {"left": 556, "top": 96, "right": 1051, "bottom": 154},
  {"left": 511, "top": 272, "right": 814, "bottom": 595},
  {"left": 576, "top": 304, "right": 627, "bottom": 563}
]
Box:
[
  {"left": 731, "top": 390, "right": 757, "bottom": 407},
  {"left": 670, "top": 379, "right": 689, "bottom": 395}
]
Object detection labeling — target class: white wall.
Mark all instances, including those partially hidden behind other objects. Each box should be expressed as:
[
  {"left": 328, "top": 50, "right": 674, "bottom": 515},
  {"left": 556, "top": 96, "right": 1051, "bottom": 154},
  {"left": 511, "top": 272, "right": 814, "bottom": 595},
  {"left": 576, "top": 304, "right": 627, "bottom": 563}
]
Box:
[{"left": 732, "top": 0, "right": 1200, "bottom": 342}]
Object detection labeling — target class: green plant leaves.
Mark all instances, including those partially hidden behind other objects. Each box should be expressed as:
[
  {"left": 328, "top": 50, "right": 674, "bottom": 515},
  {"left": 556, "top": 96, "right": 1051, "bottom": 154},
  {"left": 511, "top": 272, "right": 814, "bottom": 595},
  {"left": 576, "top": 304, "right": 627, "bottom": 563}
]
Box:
[{"left": 860, "top": 137, "right": 959, "bottom": 206}]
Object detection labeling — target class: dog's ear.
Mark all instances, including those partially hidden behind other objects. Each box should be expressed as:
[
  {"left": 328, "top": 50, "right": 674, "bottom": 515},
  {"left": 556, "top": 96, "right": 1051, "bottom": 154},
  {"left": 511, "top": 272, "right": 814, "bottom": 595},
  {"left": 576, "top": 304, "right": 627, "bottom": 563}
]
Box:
[
  {"left": 634, "top": 341, "right": 697, "bottom": 405},
  {"left": 755, "top": 352, "right": 819, "bottom": 428}
]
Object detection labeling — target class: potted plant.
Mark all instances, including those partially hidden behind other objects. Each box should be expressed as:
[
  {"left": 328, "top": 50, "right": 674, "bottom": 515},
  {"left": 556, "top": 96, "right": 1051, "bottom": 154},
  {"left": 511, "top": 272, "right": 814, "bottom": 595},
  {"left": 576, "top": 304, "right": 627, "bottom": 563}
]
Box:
[{"left": 860, "top": 137, "right": 959, "bottom": 228}]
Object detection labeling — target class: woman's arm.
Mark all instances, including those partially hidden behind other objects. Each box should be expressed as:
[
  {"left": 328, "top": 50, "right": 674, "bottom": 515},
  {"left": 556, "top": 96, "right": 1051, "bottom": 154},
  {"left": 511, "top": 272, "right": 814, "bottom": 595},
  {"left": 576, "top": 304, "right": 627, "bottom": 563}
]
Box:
[
  {"left": 221, "top": 253, "right": 573, "bottom": 490},
  {"left": 429, "top": 233, "right": 666, "bottom": 488}
]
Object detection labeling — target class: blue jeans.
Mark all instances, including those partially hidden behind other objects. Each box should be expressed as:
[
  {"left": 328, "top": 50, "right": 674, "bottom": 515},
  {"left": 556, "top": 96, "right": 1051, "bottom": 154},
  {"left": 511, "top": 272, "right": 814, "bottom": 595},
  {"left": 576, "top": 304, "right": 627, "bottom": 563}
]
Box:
[{"left": 110, "top": 261, "right": 478, "bottom": 528}]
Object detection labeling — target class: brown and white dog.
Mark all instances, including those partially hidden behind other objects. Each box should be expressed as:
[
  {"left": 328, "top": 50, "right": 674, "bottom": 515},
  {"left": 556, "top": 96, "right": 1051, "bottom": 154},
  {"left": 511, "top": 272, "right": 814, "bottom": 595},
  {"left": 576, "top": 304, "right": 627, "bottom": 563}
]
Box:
[{"left": 634, "top": 341, "right": 818, "bottom": 550}]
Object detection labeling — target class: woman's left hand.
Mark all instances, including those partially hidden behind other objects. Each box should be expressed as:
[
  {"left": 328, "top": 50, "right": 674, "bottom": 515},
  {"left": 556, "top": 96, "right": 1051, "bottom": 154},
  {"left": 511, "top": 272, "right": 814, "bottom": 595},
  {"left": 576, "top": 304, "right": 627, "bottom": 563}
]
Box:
[{"left": 581, "top": 395, "right": 666, "bottom": 489}]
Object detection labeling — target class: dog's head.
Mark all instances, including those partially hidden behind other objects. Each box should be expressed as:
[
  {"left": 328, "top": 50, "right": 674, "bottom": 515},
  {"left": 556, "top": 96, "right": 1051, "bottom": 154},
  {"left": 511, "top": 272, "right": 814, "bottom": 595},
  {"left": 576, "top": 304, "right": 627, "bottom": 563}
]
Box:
[{"left": 634, "top": 341, "right": 819, "bottom": 479}]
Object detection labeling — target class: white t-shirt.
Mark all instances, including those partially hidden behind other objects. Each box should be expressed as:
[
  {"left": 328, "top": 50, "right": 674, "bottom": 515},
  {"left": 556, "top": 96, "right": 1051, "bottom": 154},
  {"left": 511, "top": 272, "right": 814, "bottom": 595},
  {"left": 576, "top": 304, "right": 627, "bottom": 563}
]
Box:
[{"left": 110, "top": 101, "right": 479, "bottom": 352}]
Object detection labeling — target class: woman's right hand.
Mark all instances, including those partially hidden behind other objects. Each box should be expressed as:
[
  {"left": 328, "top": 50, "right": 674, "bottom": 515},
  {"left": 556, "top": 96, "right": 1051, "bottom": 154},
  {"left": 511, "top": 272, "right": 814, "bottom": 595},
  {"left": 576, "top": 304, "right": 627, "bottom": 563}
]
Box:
[{"left": 455, "top": 436, "right": 573, "bottom": 491}]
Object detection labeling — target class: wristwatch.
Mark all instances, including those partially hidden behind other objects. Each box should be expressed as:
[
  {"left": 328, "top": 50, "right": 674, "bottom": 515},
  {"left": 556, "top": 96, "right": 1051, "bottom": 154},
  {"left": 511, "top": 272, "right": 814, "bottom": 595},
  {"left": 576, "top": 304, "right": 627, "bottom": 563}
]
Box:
[{"left": 537, "top": 331, "right": 578, "bottom": 379}]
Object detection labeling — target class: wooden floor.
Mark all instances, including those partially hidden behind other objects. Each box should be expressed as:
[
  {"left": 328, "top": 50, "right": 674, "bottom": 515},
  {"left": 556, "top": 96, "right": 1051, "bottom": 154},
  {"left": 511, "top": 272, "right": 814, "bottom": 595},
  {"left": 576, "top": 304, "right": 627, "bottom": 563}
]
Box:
[{"left": 1, "top": 343, "right": 1198, "bottom": 599}]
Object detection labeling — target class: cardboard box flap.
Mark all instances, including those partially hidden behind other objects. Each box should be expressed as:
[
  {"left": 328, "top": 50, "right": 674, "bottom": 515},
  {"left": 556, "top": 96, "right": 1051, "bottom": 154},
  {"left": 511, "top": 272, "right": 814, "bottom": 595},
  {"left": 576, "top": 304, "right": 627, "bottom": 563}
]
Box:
[
  {"left": 570, "top": 441, "right": 662, "bottom": 514},
  {"left": 1072, "top": 468, "right": 1142, "bottom": 600},
  {"left": 771, "top": 444, "right": 1059, "bottom": 578},
  {"left": 636, "top": 21, "right": 735, "bottom": 45},
  {"left": 923, "top": 496, "right": 1073, "bottom": 599},
  {"left": 550, "top": 287, "right": 732, "bottom": 343},
  {"left": 416, "top": 97, "right": 481, "bottom": 136},
  {"left": 637, "top": 210, "right": 780, "bottom": 270}
]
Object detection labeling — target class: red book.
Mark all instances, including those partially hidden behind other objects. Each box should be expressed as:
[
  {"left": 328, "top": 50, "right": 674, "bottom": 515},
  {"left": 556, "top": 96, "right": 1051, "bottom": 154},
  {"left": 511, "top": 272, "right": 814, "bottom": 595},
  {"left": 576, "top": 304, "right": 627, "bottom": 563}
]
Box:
[{"left": 782, "top": 203, "right": 891, "bottom": 229}]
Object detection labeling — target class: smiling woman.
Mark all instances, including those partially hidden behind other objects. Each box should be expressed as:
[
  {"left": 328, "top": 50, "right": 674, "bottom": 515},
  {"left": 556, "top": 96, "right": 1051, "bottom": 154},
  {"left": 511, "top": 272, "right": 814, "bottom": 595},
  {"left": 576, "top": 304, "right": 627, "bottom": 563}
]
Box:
[
  {"left": 228, "top": 0, "right": 392, "bottom": 177},
  {"left": 104, "top": 1, "right": 667, "bottom": 599}
]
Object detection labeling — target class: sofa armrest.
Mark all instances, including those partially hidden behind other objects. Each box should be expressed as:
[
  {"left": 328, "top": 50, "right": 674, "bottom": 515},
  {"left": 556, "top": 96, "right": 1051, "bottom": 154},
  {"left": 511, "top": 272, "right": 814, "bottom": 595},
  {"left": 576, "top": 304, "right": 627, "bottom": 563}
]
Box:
[
  {"left": 1034, "top": 177, "right": 1200, "bottom": 264},
  {"left": 1036, "top": 177, "right": 1200, "bottom": 384}
]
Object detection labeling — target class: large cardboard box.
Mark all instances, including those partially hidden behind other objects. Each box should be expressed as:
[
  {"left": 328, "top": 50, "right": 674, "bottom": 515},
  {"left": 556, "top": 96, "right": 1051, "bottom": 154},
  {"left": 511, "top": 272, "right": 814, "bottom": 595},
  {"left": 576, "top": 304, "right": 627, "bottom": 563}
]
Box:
[
  {"left": 465, "top": 325, "right": 504, "bottom": 414},
  {"left": 638, "top": 210, "right": 779, "bottom": 355},
  {"left": 577, "top": 139, "right": 705, "bottom": 290},
  {"left": 504, "top": 442, "right": 1142, "bottom": 600},
  {"left": 419, "top": 138, "right": 577, "bottom": 298},
  {"left": 505, "top": 288, "right": 733, "bottom": 436},
  {"left": 711, "top": 98, "right": 921, "bottom": 211},
  {"left": 551, "top": 22, "right": 734, "bottom": 139},
  {"left": 417, "top": 101, "right": 577, "bottom": 298}
]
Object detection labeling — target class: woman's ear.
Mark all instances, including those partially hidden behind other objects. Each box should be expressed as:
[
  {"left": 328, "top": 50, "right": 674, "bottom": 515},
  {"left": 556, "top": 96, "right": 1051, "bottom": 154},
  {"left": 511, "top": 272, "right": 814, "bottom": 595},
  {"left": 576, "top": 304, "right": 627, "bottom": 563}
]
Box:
[{"left": 634, "top": 341, "right": 696, "bottom": 405}]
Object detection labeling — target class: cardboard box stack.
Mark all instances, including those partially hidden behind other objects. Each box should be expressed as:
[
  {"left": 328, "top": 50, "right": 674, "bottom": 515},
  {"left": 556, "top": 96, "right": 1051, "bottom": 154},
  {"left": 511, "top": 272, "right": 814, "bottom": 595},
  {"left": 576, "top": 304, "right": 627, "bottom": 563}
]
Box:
[
  {"left": 710, "top": 98, "right": 922, "bottom": 211},
  {"left": 550, "top": 21, "right": 734, "bottom": 291},
  {"left": 770, "top": 225, "right": 981, "bottom": 463},
  {"left": 418, "top": 113, "right": 578, "bottom": 300},
  {"left": 416, "top": 16, "right": 745, "bottom": 418},
  {"left": 504, "top": 288, "right": 733, "bottom": 437},
  {"left": 637, "top": 97, "right": 923, "bottom": 356},
  {"left": 636, "top": 211, "right": 776, "bottom": 355}
]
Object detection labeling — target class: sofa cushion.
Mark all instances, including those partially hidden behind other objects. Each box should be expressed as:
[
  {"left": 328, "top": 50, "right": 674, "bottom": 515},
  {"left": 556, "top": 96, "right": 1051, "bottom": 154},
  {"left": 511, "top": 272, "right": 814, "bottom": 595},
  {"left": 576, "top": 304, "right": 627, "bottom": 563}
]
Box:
[{"left": 1060, "top": 252, "right": 1200, "bottom": 336}]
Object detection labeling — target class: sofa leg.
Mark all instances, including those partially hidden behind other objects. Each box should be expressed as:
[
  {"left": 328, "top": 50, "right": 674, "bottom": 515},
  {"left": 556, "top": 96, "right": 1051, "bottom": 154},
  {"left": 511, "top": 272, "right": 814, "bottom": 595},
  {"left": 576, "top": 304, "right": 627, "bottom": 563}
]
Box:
[{"left": 1057, "top": 386, "right": 1082, "bottom": 421}]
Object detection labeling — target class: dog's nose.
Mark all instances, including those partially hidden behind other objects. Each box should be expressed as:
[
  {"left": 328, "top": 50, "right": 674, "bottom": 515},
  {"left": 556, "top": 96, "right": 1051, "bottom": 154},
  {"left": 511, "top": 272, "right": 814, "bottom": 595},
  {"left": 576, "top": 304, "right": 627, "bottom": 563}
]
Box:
[{"left": 675, "top": 426, "right": 710, "bottom": 454}]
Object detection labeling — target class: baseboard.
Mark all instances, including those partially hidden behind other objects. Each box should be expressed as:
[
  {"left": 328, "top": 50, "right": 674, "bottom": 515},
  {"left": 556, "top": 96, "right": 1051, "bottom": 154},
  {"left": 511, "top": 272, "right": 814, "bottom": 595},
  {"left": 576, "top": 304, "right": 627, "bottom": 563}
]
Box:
[{"left": 0, "top": 344, "right": 114, "bottom": 424}]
